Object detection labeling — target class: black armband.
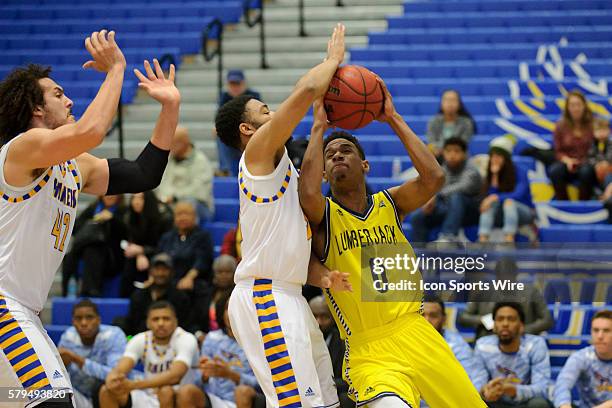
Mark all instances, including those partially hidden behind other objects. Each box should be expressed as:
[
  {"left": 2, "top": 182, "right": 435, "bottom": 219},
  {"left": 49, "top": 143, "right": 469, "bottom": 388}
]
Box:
[{"left": 106, "top": 142, "right": 169, "bottom": 195}]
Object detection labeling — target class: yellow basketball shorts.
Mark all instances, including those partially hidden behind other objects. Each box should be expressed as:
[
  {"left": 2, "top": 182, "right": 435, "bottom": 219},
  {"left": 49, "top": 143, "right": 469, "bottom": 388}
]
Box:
[{"left": 343, "top": 312, "right": 486, "bottom": 408}]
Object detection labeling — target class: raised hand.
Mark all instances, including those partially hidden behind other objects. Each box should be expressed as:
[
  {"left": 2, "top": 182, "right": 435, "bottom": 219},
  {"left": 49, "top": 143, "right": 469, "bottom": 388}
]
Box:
[
  {"left": 133, "top": 59, "right": 181, "bottom": 106},
  {"left": 375, "top": 76, "right": 397, "bottom": 123},
  {"left": 312, "top": 98, "right": 330, "bottom": 132},
  {"left": 326, "top": 23, "right": 346, "bottom": 65},
  {"left": 83, "top": 30, "right": 126, "bottom": 72},
  {"left": 322, "top": 270, "right": 353, "bottom": 292}
]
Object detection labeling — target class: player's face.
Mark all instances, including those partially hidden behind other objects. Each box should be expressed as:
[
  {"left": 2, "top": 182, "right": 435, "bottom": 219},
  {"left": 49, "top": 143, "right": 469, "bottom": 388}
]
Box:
[
  {"left": 567, "top": 94, "right": 586, "bottom": 122},
  {"left": 591, "top": 318, "right": 612, "bottom": 358},
  {"left": 36, "top": 78, "right": 74, "bottom": 129},
  {"left": 442, "top": 144, "right": 466, "bottom": 170},
  {"left": 323, "top": 138, "right": 367, "bottom": 185},
  {"left": 494, "top": 307, "right": 523, "bottom": 345},
  {"left": 72, "top": 307, "right": 100, "bottom": 340},
  {"left": 241, "top": 99, "right": 273, "bottom": 141},
  {"left": 441, "top": 91, "right": 460, "bottom": 116},
  {"left": 213, "top": 264, "right": 235, "bottom": 289},
  {"left": 147, "top": 308, "right": 177, "bottom": 341},
  {"left": 489, "top": 152, "right": 505, "bottom": 174},
  {"left": 423, "top": 302, "right": 445, "bottom": 333}
]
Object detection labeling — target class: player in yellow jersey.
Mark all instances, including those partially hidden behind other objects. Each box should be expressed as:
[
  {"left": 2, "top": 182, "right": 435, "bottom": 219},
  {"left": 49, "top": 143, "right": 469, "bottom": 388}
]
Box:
[{"left": 298, "top": 79, "right": 487, "bottom": 407}]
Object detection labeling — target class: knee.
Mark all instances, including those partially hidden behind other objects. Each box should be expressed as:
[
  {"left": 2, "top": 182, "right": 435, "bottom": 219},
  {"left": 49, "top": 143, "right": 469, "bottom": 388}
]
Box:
[
  {"left": 157, "top": 385, "right": 175, "bottom": 405},
  {"left": 447, "top": 193, "right": 466, "bottom": 208},
  {"left": 548, "top": 162, "right": 566, "bottom": 180},
  {"left": 502, "top": 198, "right": 515, "bottom": 209},
  {"left": 525, "top": 397, "right": 553, "bottom": 408},
  {"left": 577, "top": 164, "right": 595, "bottom": 182},
  {"left": 411, "top": 209, "right": 425, "bottom": 224},
  {"left": 176, "top": 385, "right": 204, "bottom": 407},
  {"left": 234, "top": 385, "right": 256, "bottom": 405}
]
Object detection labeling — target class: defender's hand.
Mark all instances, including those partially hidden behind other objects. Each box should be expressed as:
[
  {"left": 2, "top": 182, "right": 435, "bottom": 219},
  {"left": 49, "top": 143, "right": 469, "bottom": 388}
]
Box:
[
  {"left": 133, "top": 59, "right": 181, "bottom": 106},
  {"left": 83, "top": 30, "right": 126, "bottom": 72}
]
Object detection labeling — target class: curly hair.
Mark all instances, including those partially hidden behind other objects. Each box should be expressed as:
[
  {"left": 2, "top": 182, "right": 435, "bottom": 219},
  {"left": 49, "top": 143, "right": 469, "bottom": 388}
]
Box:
[
  {"left": 0, "top": 64, "right": 51, "bottom": 146},
  {"left": 215, "top": 94, "right": 255, "bottom": 150}
]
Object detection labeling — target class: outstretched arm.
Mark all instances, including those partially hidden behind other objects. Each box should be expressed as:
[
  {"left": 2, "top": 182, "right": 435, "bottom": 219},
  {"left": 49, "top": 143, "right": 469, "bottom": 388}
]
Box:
[
  {"left": 379, "top": 78, "right": 445, "bottom": 217},
  {"left": 244, "top": 24, "right": 345, "bottom": 176},
  {"left": 5, "top": 30, "right": 125, "bottom": 184},
  {"left": 306, "top": 253, "right": 352, "bottom": 291},
  {"left": 299, "top": 98, "right": 328, "bottom": 226},
  {"left": 77, "top": 59, "right": 181, "bottom": 196}
]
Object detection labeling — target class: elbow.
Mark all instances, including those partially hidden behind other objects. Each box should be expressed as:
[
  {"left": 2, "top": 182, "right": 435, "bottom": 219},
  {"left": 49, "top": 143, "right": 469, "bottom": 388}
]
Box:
[
  {"left": 74, "top": 121, "right": 107, "bottom": 145},
  {"left": 432, "top": 169, "right": 445, "bottom": 192}
]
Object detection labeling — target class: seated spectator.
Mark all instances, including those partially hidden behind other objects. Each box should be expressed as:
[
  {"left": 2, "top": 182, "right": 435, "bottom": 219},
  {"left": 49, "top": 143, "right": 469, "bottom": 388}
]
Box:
[
  {"left": 58, "top": 299, "right": 126, "bottom": 408},
  {"left": 120, "top": 191, "right": 172, "bottom": 297},
  {"left": 459, "top": 257, "right": 553, "bottom": 339},
  {"left": 191, "top": 254, "right": 237, "bottom": 342},
  {"left": 478, "top": 136, "right": 536, "bottom": 244},
  {"left": 220, "top": 220, "right": 242, "bottom": 263},
  {"left": 215, "top": 70, "right": 261, "bottom": 177},
  {"left": 589, "top": 117, "right": 612, "bottom": 191},
  {"left": 410, "top": 137, "right": 482, "bottom": 244},
  {"left": 176, "top": 292, "right": 264, "bottom": 408},
  {"left": 548, "top": 90, "right": 595, "bottom": 200},
  {"left": 553, "top": 309, "right": 612, "bottom": 408},
  {"left": 422, "top": 295, "right": 480, "bottom": 383},
  {"left": 62, "top": 195, "right": 127, "bottom": 297},
  {"left": 100, "top": 301, "right": 199, "bottom": 408},
  {"left": 121, "top": 253, "right": 192, "bottom": 336},
  {"left": 309, "top": 296, "right": 352, "bottom": 408},
  {"left": 158, "top": 201, "right": 214, "bottom": 287},
  {"left": 473, "top": 303, "right": 552, "bottom": 408},
  {"left": 156, "top": 126, "right": 215, "bottom": 222},
  {"left": 427, "top": 89, "right": 475, "bottom": 158}
]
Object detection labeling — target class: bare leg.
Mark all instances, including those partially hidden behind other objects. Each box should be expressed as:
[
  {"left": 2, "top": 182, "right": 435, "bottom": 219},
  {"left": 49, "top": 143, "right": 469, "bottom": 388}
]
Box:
[
  {"left": 235, "top": 385, "right": 257, "bottom": 408},
  {"left": 99, "top": 385, "right": 130, "bottom": 408},
  {"left": 157, "top": 385, "right": 176, "bottom": 408},
  {"left": 176, "top": 384, "right": 207, "bottom": 408}
]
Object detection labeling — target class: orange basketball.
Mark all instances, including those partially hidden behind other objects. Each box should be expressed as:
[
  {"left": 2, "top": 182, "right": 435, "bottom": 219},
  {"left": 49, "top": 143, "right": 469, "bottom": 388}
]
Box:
[{"left": 324, "top": 65, "right": 383, "bottom": 130}]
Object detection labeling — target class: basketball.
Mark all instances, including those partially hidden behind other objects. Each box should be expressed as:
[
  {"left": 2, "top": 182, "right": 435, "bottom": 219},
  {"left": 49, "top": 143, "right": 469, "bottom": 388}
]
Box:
[{"left": 324, "top": 65, "right": 384, "bottom": 130}]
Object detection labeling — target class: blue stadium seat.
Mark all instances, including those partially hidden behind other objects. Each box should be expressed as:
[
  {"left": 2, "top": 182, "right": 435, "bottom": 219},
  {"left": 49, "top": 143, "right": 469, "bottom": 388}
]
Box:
[
  {"left": 51, "top": 298, "right": 129, "bottom": 325},
  {"left": 45, "top": 325, "right": 70, "bottom": 345}
]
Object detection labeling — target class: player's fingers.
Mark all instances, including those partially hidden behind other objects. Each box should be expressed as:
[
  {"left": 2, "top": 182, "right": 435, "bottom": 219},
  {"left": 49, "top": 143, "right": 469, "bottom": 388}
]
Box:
[
  {"left": 133, "top": 68, "right": 148, "bottom": 82},
  {"left": 168, "top": 64, "right": 176, "bottom": 83},
  {"left": 137, "top": 83, "right": 151, "bottom": 93},
  {"left": 90, "top": 31, "right": 101, "bottom": 51},
  {"left": 153, "top": 58, "right": 164, "bottom": 79},
  {"left": 98, "top": 29, "right": 109, "bottom": 47},
  {"left": 143, "top": 60, "right": 156, "bottom": 80},
  {"left": 84, "top": 36, "right": 95, "bottom": 56},
  {"left": 108, "top": 30, "right": 116, "bottom": 46},
  {"left": 82, "top": 60, "right": 95, "bottom": 70}
]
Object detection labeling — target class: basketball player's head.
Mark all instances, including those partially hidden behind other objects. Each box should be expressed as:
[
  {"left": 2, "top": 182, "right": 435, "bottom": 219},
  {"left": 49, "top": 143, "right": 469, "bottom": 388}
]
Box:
[
  {"left": 493, "top": 302, "right": 525, "bottom": 345},
  {"left": 423, "top": 294, "right": 446, "bottom": 334},
  {"left": 147, "top": 301, "right": 178, "bottom": 342},
  {"left": 322, "top": 131, "right": 368, "bottom": 190},
  {"left": 309, "top": 296, "right": 334, "bottom": 335},
  {"left": 215, "top": 94, "right": 274, "bottom": 152},
  {"left": 591, "top": 310, "right": 612, "bottom": 359},
  {"left": 442, "top": 137, "right": 468, "bottom": 170},
  {"left": 0, "top": 64, "right": 74, "bottom": 145},
  {"left": 72, "top": 299, "right": 101, "bottom": 341}
]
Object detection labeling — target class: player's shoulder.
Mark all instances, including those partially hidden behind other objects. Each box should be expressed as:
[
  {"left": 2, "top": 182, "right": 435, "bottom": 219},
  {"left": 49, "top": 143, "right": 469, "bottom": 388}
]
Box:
[
  {"left": 474, "top": 334, "right": 499, "bottom": 350},
  {"left": 570, "top": 345, "right": 594, "bottom": 362},
  {"left": 444, "top": 330, "right": 467, "bottom": 344},
  {"left": 98, "top": 324, "right": 126, "bottom": 340},
  {"left": 522, "top": 334, "right": 547, "bottom": 351},
  {"left": 128, "top": 331, "right": 147, "bottom": 345},
  {"left": 59, "top": 326, "right": 79, "bottom": 344},
  {"left": 173, "top": 327, "right": 198, "bottom": 346}
]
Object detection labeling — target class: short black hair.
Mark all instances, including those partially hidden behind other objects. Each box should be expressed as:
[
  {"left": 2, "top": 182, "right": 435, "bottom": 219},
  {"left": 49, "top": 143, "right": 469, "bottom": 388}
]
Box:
[
  {"left": 493, "top": 302, "right": 525, "bottom": 323},
  {"left": 423, "top": 293, "right": 445, "bottom": 315},
  {"left": 0, "top": 64, "right": 52, "bottom": 145},
  {"left": 147, "top": 300, "right": 176, "bottom": 317},
  {"left": 323, "top": 131, "right": 366, "bottom": 160},
  {"left": 215, "top": 94, "right": 255, "bottom": 150},
  {"left": 72, "top": 299, "right": 99, "bottom": 316},
  {"left": 443, "top": 136, "right": 467, "bottom": 152},
  {"left": 592, "top": 310, "right": 612, "bottom": 322}
]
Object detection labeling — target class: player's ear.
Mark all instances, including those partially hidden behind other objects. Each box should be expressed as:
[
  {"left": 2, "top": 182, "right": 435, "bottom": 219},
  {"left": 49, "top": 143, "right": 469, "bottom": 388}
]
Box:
[
  {"left": 32, "top": 105, "right": 44, "bottom": 118},
  {"left": 322, "top": 169, "right": 328, "bottom": 182},
  {"left": 239, "top": 122, "right": 256, "bottom": 137},
  {"left": 362, "top": 160, "right": 370, "bottom": 174}
]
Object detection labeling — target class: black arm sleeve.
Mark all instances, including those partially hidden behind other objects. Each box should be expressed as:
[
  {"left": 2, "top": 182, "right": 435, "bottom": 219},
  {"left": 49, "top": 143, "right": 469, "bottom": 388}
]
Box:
[{"left": 106, "top": 142, "right": 170, "bottom": 195}]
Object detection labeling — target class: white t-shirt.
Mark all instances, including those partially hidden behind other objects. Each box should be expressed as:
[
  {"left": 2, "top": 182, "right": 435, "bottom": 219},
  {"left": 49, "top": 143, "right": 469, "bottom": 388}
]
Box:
[
  {"left": 0, "top": 135, "right": 81, "bottom": 312},
  {"left": 124, "top": 327, "right": 199, "bottom": 386},
  {"left": 234, "top": 149, "right": 311, "bottom": 285}
]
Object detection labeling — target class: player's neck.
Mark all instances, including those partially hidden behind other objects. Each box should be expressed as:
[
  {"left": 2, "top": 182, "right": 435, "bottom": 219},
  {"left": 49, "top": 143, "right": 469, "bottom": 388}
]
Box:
[
  {"left": 153, "top": 335, "right": 172, "bottom": 346},
  {"left": 332, "top": 185, "right": 368, "bottom": 214}
]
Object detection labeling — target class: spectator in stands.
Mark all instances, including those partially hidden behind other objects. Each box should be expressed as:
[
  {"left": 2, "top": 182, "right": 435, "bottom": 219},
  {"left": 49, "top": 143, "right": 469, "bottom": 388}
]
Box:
[
  {"left": 220, "top": 220, "right": 242, "bottom": 263},
  {"left": 156, "top": 125, "right": 215, "bottom": 222},
  {"left": 62, "top": 195, "right": 127, "bottom": 297},
  {"left": 410, "top": 137, "right": 482, "bottom": 244},
  {"left": 58, "top": 299, "right": 126, "bottom": 408},
  {"left": 100, "top": 301, "right": 199, "bottom": 408},
  {"left": 121, "top": 253, "right": 191, "bottom": 336},
  {"left": 191, "top": 254, "right": 237, "bottom": 343},
  {"left": 120, "top": 191, "right": 173, "bottom": 297},
  {"left": 459, "top": 257, "right": 553, "bottom": 339},
  {"left": 215, "top": 70, "right": 261, "bottom": 177},
  {"left": 422, "top": 295, "right": 480, "bottom": 383},
  {"left": 176, "top": 292, "right": 264, "bottom": 408},
  {"left": 478, "top": 136, "right": 536, "bottom": 244},
  {"left": 427, "top": 89, "right": 475, "bottom": 158},
  {"left": 158, "top": 201, "right": 214, "bottom": 287},
  {"left": 473, "top": 302, "right": 552, "bottom": 408},
  {"left": 309, "top": 296, "right": 352, "bottom": 408},
  {"left": 553, "top": 309, "right": 612, "bottom": 408},
  {"left": 548, "top": 90, "right": 595, "bottom": 200},
  {"left": 589, "top": 117, "right": 612, "bottom": 191}
]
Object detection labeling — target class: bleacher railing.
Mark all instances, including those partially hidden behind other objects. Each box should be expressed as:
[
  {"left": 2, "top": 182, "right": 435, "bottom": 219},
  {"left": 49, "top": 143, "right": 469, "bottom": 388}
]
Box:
[
  {"left": 244, "top": 0, "right": 268, "bottom": 69},
  {"left": 202, "top": 18, "right": 224, "bottom": 103},
  {"left": 298, "top": 0, "right": 344, "bottom": 37}
]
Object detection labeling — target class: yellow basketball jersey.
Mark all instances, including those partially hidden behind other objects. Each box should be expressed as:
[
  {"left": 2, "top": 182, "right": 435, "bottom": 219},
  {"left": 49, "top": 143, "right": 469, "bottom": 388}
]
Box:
[{"left": 322, "top": 190, "right": 423, "bottom": 339}]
